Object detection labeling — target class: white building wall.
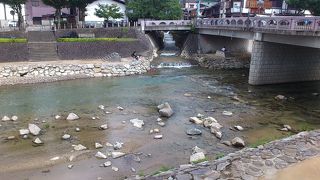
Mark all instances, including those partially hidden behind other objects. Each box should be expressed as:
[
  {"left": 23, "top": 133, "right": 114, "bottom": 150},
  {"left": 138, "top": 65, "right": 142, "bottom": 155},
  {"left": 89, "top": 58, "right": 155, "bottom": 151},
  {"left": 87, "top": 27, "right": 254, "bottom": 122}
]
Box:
[{"left": 85, "top": 0, "right": 126, "bottom": 22}]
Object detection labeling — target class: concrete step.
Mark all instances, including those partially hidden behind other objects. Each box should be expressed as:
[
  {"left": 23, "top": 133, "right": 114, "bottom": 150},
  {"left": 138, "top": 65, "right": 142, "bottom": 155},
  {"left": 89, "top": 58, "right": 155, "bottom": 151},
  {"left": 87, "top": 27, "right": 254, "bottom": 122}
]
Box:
[{"left": 28, "top": 31, "right": 56, "bottom": 42}]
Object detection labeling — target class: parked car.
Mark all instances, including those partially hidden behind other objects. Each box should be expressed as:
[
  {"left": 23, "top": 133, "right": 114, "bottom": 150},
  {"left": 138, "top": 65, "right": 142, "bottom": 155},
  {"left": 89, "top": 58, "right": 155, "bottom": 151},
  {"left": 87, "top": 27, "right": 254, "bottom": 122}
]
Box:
[{"left": 8, "top": 21, "right": 17, "bottom": 27}]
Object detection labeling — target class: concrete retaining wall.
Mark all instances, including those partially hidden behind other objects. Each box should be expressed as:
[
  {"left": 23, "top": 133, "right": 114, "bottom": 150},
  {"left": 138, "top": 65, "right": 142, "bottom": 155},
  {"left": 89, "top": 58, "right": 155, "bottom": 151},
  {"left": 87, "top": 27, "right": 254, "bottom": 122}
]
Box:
[
  {"left": 56, "top": 28, "right": 138, "bottom": 38},
  {"left": 198, "top": 34, "right": 251, "bottom": 54},
  {"left": 249, "top": 41, "right": 320, "bottom": 85},
  {"left": 0, "top": 43, "right": 29, "bottom": 62}
]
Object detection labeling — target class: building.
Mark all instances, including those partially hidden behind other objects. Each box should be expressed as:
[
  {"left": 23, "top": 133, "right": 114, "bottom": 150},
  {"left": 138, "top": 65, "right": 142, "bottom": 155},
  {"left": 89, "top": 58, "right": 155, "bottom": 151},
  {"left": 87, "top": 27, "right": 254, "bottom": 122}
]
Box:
[
  {"left": 182, "top": 0, "right": 219, "bottom": 19},
  {"left": 25, "top": 0, "right": 71, "bottom": 26},
  {"left": 203, "top": 3, "right": 221, "bottom": 18},
  {"left": 220, "top": 0, "right": 250, "bottom": 17}
]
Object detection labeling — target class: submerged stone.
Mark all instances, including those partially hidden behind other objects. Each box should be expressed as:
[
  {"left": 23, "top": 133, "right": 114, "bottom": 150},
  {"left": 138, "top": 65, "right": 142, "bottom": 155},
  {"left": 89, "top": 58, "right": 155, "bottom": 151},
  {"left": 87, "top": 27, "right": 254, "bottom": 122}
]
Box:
[{"left": 66, "top": 113, "right": 79, "bottom": 120}]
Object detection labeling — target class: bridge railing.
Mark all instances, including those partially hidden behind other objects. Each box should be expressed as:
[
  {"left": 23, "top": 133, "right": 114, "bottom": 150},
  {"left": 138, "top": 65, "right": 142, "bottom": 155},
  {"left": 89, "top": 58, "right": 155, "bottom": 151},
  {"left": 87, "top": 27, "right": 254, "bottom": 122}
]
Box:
[
  {"left": 144, "top": 20, "right": 192, "bottom": 27},
  {"left": 197, "top": 16, "right": 320, "bottom": 32}
]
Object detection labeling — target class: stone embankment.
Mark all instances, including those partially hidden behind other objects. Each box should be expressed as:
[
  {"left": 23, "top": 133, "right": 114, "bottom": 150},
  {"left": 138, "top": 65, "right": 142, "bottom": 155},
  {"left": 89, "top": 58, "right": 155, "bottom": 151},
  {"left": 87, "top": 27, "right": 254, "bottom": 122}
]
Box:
[
  {"left": 187, "top": 53, "right": 250, "bottom": 70},
  {"left": 146, "top": 130, "right": 320, "bottom": 180},
  {"left": 0, "top": 58, "right": 151, "bottom": 86}
]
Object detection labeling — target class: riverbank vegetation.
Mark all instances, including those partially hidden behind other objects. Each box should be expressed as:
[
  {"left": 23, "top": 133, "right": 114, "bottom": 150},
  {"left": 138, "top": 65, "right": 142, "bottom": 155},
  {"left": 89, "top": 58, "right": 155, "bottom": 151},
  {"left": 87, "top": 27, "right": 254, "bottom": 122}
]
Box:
[
  {"left": 57, "top": 38, "right": 137, "bottom": 42},
  {"left": 0, "top": 38, "right": 27, "bottom": 43}
]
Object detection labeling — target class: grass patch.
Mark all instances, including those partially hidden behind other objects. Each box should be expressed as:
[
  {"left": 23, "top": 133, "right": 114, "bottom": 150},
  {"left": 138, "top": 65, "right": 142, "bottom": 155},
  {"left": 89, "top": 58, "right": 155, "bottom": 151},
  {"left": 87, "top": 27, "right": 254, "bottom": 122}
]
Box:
[
  {"left": 191, "top": 157, "right": 209, "bottom": 164},
  {"left": 296, "top": 122, "right": 316, "bottom": 132},
  {"left": 57, "top": 37, "right": 137, "bottom": 42},
  {"left": 138, "top": 170, "right": 145, "bottom": 177},
  {"left": 215, "top": 153, "right": 225, "bottom": 159},
  {"left": 44, "top": 123, "right": 50, "bottom": 129},
  {"left": 248, "top": 133, "right": 294, "bottom": 148},
  {"left": 152, "top": 166, "right": 172, "bottom": 176},
  {"left": 0, "top": 38, "right": 27, "bottom": 43}
]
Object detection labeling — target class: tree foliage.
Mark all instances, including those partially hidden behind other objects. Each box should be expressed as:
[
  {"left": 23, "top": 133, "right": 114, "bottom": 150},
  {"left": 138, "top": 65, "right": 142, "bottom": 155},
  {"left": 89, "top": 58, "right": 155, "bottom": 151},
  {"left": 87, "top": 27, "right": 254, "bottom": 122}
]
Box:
[
  {"left": 1, "top": 0, "right": 26, "bottom": 29},
  {"left": 94, "top": 3, "right": 124, "bottom": 21},
  {"left": 126, "top": 0, "right": 182, "bottom": 21},
  {"left": 68, "top": 0, "right": 97, "bottom": 21},
  {"left": 286, "top": 0, "right": 320, "bottom": 15}
]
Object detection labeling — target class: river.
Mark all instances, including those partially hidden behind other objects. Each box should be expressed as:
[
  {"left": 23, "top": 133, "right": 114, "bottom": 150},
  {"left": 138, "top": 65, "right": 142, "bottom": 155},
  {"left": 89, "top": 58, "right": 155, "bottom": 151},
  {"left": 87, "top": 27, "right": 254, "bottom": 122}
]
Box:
[{"left": 0, "top": 56, "right": 319, "bottom": 180}]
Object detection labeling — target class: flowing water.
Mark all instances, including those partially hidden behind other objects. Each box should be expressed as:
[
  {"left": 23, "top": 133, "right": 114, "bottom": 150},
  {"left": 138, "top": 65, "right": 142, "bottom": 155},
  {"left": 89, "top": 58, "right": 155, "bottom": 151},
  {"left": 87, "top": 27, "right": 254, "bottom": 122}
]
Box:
[{"left": 0, "top": 56, "right": 319, "bottom": 180}]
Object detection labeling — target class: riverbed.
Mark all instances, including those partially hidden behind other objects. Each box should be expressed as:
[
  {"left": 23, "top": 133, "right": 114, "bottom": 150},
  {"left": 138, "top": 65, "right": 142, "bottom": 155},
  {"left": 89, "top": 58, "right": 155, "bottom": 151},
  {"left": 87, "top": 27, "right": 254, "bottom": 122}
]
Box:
[{"left": 0, "top": 56, "right": 319, "bottom": 180}]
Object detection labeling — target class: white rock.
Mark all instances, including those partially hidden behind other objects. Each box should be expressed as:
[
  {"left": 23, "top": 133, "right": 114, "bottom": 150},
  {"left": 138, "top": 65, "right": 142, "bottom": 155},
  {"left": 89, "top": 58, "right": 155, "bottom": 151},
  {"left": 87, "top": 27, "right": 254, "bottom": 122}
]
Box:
[
  {"left": 130, "top": 118, "right": 144, "bottom": 128},
  {"left": 11, "top": 116, "right": 18, "bottom": 121},
  {"left": 68, "top": 164, "right": 74, "bottom": 169},
  {"left": 105, "top": 111, "right": 112, "bottom": 114},
  {"left": 158, "top": 122, "right": 165, "bottom": 127},
  {"left": 95, "top": 151, "right": 107, "bottom": 159},
  {"left": 66, "top": 113, "right": 79, "bottom": 120},
  {"left": 190, "top": 152, "right": 206, "bottom": 163},
  {"left": 117, "top": 106, "right": 124, "bottom": 110},
  {"left": 211, "top": 129, "right": 222, "bottom": 139},
  {"left": 19, "top": 129, "right": 30, "bottom": 136},
  {"left": 275, "top": 95, "right": 286, "bottom": 100},
  {"left": 154, "top": 135, "right": 163, "bottom": 139},
  {"left": 207, "top": 96, "right": 211, "bottom": 99},
  {"left": 28, "top": 124, "right": 41, "bottom": 136},
  {"left": 280, "top": 127, "right": 288, "bottom": 131},
  {"left": 62, "top": 134, "right": 71, "bottom": 140},
  {"left": 222, "top": 111, "right": 233, "bottom": 116},
  {"left": 113, "top": 142, "right": 123, "bottom": 150},
  {"left": 156, "top": 118, "right": 162, "bottom": 122},
  {"left": 92, "top": 117, "right": 96, "bottom": 120},
  {"left": 203, "top": 117, "right": 218, "bottom": 127},
  {"left": 111, "top": 152, "right": 126, "bottom": 159},
  {"left": 106, "top": 142, "right": 113, "bottom": 147},
  {"left": 55, "top": 115, "right": 61, "bottom": 120},
  {"left": 7, "top": 136, "right": 15, "bottom": 140},
  {"left": 197, "top": 114, "right": 204, "bottom": 118},
  {"left": 103, "top": 161, "right": 112, "bottom": 167},
  {"left": 154, "top": 128, "right": 160, "bottom": 133},
  {"left": 192, "top": 146, "right": 206, "bottom": 155},
  {"left": 33, "top": 137, "right": 43, "bottom": 144},
  {"left": 95, "top": 142, "right": 103, "bottom": 149},
  {"left": 2, "top": 116, "right": 11, "bottom": 121},
  {"left": 75, "top": 127, "right": 80, "bottom": 132},
  {"left": 131, "top": 167, "right": 136, "bottom": 172},
  {"left": 98, "top": 105, "right": 105, "bottom": 110},
  {"left": 283, "top": 124, "right": 292, "bottom": 131},
  {"left": 112, "top": 166, "right": 119, "bottom": 172},
  {"left": 231, "top": 137, "right": 245, "bottom": 147},
  {"left": 50, "top": 156, "right": 60, "bottom": 161},
  {"left": 73, "top": 144, "right": 87, "bottom": 151},
  {"left": 99, "top": 124, "right": 108, "bottom": 130},
  {"left": 189, "top": 117, "right": 203, "bottom": 124},
  {"left": 210, "top": 122, "right": 223, "bottom": 130},
  {"left": 234, "top": 125, "right": 244, "bottom": 131}
]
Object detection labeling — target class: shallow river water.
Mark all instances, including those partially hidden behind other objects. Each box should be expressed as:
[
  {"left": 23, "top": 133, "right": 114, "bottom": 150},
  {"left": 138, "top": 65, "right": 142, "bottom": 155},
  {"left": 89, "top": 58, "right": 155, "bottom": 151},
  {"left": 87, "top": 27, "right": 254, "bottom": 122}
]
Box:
[{"left": 0, "top": 57, "right": 319, "bottom": 180}]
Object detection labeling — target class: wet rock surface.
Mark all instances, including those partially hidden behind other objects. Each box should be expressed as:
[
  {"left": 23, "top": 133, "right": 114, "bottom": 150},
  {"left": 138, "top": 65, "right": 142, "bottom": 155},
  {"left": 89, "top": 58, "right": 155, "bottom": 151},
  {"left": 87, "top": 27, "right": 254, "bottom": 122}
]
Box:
[{"left": 146, "top": 130, "right": 320, "bottom": 180}]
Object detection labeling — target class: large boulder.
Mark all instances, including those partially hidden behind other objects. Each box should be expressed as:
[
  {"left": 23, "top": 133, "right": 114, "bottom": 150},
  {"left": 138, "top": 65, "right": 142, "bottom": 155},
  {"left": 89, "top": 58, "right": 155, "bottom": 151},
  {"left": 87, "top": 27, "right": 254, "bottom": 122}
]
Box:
[
  {"left": 189, "top": 117, "right": 203, "bottom": 125},
  {"left": 28, "top": 124, "right": 41, "bottom": 136},
  {"left": 190, "top": 152, "right": 206, "bottom": 163},
  {"left": 158, "top": 102, "right": 174, "bottom": 118},
  {"left": 231, "top": 137, "right": 245, "bottom": 147},
  {"left": 66, "top": 113, "right": 79, "bottom": 120}
]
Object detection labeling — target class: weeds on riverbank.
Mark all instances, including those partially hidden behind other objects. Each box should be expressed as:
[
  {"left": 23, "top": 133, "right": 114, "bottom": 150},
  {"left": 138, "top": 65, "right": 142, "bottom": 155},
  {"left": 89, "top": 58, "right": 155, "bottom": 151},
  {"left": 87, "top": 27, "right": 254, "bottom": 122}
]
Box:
[
  {"left": 152, "top": 166, "right": 173, "bottom": 176},
  {"left": 249, "top": 133, "right": 294, "bottom": 148}
]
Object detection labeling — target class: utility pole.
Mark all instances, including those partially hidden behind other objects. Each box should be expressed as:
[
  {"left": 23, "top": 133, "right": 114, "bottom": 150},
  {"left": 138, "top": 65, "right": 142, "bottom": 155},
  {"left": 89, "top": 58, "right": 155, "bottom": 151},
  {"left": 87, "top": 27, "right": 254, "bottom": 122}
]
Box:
[
  {"left": 3, "top": 3, "right": 7, "bottom": 20},
  {"left": 197, "top": 0, "right": 201, "bottom": 18}
]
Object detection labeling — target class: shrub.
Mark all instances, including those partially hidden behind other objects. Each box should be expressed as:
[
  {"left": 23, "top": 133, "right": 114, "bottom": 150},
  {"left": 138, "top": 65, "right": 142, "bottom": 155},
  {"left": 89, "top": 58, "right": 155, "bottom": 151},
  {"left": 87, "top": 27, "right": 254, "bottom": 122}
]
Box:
[{"left": 0, "top": 38, "right": 27, "bottom": 43}]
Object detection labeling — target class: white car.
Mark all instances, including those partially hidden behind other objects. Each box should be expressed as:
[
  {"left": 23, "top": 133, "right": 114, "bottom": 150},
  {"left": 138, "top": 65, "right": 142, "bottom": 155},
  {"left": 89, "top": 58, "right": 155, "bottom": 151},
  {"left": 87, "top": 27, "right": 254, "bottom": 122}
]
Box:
[{"left": 8, "top": 21, "right": 17, "bottom": 27}]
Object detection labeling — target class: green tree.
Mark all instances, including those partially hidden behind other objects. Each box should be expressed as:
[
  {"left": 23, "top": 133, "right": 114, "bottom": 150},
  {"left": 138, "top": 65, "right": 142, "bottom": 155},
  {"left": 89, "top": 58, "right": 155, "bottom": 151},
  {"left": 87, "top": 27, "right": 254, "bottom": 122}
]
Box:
[
  {"left": 94, "top": 3, "right": 124, "bottom": 22},
  {"left": 286, "top": 0, "right": 320, "bottom": 15},
  {"left": 42, "top": 0, "right": 69, "bottom": 29},
  {"left": 2, "top": 0, "right": 26, "bottom": 29},
  {"left": 126, "top": 0, "right": 182, "bottom": 21}
]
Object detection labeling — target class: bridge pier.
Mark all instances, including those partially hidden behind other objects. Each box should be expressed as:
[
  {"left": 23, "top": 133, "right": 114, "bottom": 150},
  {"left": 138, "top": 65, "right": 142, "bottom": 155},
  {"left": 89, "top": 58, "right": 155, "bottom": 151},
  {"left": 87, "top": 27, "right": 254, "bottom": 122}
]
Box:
[{"left": 249, "top": 41, "right": 320, "bottom": 85}]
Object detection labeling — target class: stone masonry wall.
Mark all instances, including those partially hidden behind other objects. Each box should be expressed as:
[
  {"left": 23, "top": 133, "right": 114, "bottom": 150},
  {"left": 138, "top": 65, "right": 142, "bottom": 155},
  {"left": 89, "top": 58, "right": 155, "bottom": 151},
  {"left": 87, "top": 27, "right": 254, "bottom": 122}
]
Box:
[
  {"left": 0, "top": 59, "right": 151, "bottom": 85},
  {"left": 249, "top": 41, "right": 320, "bottom": 85}
]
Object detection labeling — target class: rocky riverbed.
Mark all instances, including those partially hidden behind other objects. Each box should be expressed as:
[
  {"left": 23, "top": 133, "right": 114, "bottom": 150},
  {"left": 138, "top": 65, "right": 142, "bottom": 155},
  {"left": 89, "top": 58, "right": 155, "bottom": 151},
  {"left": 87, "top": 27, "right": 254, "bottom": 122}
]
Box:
[{"left": 0, "top": 56, "right": 319, "bottom": 180}]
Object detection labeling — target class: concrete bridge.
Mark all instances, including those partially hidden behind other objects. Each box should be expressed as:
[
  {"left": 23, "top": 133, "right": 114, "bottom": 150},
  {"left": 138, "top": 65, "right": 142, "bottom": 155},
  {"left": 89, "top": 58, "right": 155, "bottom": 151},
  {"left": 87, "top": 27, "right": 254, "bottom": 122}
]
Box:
[{"left": 142, "top": 17, "right": 320, "bottom": 85}]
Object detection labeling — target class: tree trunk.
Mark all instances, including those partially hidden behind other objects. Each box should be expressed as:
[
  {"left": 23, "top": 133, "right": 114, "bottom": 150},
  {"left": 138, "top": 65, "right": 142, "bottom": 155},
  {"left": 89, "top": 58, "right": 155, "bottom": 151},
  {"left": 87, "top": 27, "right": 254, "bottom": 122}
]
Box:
[
  {"left": 18, "top": 5, "right": 24, "bottom": 30},
  {"left": 3, "top": 3, "right": 7, "bottom": 20},
  {"left": 56, "top": 9, "right": 61, "bottom": 29}
]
